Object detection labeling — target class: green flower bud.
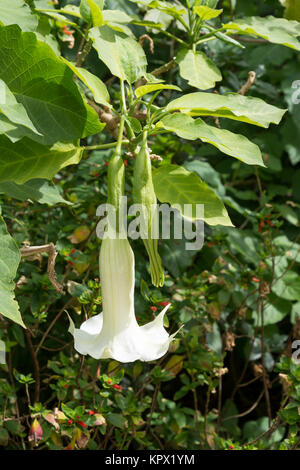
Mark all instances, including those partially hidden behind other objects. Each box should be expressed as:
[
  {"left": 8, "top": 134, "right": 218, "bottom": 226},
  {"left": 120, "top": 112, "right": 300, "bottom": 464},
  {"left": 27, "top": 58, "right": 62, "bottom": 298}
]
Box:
[
  {"left": 107, "top": 148, "right": 125, "bottom": 235},
  {"left": 133, "top": 131, "right": 164, "bottom": 287}
]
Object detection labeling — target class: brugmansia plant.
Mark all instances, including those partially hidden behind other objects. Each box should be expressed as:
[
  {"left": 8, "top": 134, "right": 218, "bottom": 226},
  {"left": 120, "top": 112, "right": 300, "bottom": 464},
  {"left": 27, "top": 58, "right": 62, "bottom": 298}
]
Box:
[{"left": 0, "top": 0, "right": 298, "bottom": 352}]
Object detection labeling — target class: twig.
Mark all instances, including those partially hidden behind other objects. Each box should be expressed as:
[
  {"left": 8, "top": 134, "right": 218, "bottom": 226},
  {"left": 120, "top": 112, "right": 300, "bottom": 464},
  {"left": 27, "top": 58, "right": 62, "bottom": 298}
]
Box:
[
  {"left": 259, "top": 285, "right": 272, "bottom": 425},
  {"left": 20, "top": 243, "right": 64, "bottom": 294},
  {"left": 35, "top": 299, "right": 73, "bottom": 355},
  {"left": 222, "top": 388, "right": 265, "bottom": 422},
  {"left": 203, "top": 388, "right": 210, "bottom": 445},
  {"left": 24, "top": 330, "right": 40, "bottom": 403},
  {"left": 139, "top": 34, "right": 154, "bottom": 54},
  {"left": 243, "top": 396, "right": 289, "bottom": 447},
  {"left": 238, "top": 71, "right": 256, "bottom": 95},
  {"left": 231, "top": 35, "right": 269, "bottom": 44}
]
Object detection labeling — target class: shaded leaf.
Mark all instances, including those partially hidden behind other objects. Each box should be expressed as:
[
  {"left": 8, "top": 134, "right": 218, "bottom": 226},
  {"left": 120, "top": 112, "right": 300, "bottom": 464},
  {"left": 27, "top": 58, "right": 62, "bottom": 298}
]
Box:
[
  {"left": 0, "top": 137, "right": 83, "bottom": 184},
  {"left": 0, "top": 179, "right": 72, "bottom": 205}
]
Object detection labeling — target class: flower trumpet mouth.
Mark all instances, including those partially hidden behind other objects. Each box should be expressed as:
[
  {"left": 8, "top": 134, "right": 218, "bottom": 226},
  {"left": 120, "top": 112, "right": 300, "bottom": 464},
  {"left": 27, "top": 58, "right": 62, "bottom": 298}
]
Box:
[{"left": 68, "top": 236, "right": 176, "bottom": 362}]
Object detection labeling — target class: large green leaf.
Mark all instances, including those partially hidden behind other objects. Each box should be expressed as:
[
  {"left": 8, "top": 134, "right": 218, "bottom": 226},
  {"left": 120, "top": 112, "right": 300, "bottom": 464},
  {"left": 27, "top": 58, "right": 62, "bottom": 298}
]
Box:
[
  {"left": 89, "top": 25, "right": 147, "bottom": 83},
  {"left": 153, "top": 164, "right": 233, "bottom": 226},
  {"left": 61, "top": 58, "right": 111, "bottom": 108},
  {"left": 0, "top": 25, "right": 103, "bottom": 145},
  {"left": 224, "top": 16, "right": 300, "bottom": 50},
  {"left": 0, "top": 179, "right": 72, "bottom": 205},
  {"left": 166, "top": 92, "right": 286, "bottom": 128},
  {"left": 0, "top": 137, "right": 83, "bottom": 184},
  {"left": 0, "top": 0, "right": 38, "bottom": 32},
  {"left": 0, "top": 208, "right": 24, "bottom": 327},
  {"left": 176, "top": 48, "right": 222, "bottom": 90},
  {"left": 160, "top": 113, "right": 264, "bottom": 166}
]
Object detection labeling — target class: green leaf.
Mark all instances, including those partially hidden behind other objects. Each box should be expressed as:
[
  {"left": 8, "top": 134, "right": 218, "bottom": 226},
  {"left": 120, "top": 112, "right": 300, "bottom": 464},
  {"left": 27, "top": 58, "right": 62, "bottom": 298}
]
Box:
[
  {"left": 107, "top": 413, "right": 126, "bottom": 428},
  {"left": 80, "top": 0, "right": 104, "bottom": 27},
  {"left": 280, "top": 0, "right": 300, "bottom": 21},
  {"left": 161, "top": 237, "right": 198, "bottom": 277},
  {"left": 61, "top": 58, "right": 111, "bottom": 107},
  {"left": 166, "top": 92, "right": 286, "bottom": 128},
  {"left": 252, "top": 295, "right": 290, "bottom": 326},
  {"left": 0, "top": 25, "right": 103, "bottom": 145},
  {"left": 0, "top": 427, "right": 9, "bottom": 446},
  {"left": 0, "top": 79, "right": 41, "bottom": 135},
  {"left": 0, "top": 208, "right": 24, "bottom": 327},
  {"left": 0, "top": 179, "right": 72, "bottom": 205},
  {"left": 89, "top": 25, "right": 147, "bottom": 83},
  {"left": 193, "top": 6, "right": 223, "bottom": 21},
  {"left": 224, "top": 16, "right": 300, "bottom": 50},
  {"left": 152, "top": 164, "right": 233, "bottom": 226},
  {"left": 160, "top": 113, "right": 264, "bottom": 166},
  {"left": 128, "top": 1, "right": 186, "bottom": 19},
  {"left": 0, "top": 137, "right": 83, "bottom": 184},
  {"left": 103, "top": 9, "right": 133, "bottom": 24},
  {"left": 272, "top": 271, "right": 300, "bottom": 301},
  {"left": 0, "top": 0, "right": 38, "bottom": 32},
  {"left": 135, "top": 83, "right": 181, "bottom": 98},
  {"left": 176, "top": 48, "right": 222, "bottom": 90}
]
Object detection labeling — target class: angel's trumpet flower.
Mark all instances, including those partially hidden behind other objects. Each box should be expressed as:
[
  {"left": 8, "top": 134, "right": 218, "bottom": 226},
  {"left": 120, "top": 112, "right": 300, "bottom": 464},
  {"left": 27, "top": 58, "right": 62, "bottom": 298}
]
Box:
[
  {"left": 69, "top": 235, "right": 174, "bottom": 362},
  {"left": 69, "top": 120, "right": 175, "bottom": 362}
]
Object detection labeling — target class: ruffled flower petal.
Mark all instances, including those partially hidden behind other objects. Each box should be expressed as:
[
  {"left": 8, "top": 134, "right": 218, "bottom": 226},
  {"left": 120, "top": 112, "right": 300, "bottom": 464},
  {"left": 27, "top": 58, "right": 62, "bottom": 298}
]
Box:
[{"left": 69, "top": 237, "right": 176, "bottom": 362}]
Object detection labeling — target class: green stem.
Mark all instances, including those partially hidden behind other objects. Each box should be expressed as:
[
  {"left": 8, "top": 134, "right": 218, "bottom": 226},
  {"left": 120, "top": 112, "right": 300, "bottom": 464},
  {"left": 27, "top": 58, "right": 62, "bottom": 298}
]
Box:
[
  {"left": 36, "top": 8, "right": 81, "bottom": 17},
  {"left": 196, "top": 26, "right": 226, "bottom": 44},
  {"left": 85, "top": 140, "right": 129, "bottom": 151},
  {"left": 115, "top": 115, "right": 125, "bottom": 156},
  {"left": 160, "top": 30, "right": 188, "bottom": 47},
  {"left": 120, "top": 80, "right": 127, "bottom": 114}
]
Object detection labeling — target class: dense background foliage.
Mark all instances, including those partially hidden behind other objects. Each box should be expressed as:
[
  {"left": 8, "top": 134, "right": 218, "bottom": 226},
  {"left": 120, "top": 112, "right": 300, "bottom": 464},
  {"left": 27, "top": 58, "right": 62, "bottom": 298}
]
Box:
[{"left": 0, "top": 0, "right": 300, "bottom": 450}]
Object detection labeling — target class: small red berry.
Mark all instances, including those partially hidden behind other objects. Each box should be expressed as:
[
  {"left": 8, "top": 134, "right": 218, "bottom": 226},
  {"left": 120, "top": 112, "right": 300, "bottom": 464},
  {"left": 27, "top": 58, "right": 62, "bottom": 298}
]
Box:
[
  {"left": 113, "top": 384, "right": 122, "bottom": 391},
  {"left": 88, "top": 410, "right": 96, "bottom": 416},
  {"left": 67, "top": 419, "right": 73, "bottom": 425},
  {"left": 229, "top": 445, "right": 234, "bottom": 450},
  {"left": 107, "top": 379, "right": 112, "bottom": 385},
  {"left": 158, "top": 301, "right": 169, "bottom": 307},
  {"left": 150, "top": 306, "right": 157, "bottom": 312},
  {"left": 252, "top": 276, "right": 260, "bottom": 283},
  {"left": 77, "top": 420, "right": 88, "bottom": 428},
  {"left": 123, "top": 159, "right": 128, "bottom": 167},
  {"left": 105, "top": 161, "right": 109, "bottom": 167}
]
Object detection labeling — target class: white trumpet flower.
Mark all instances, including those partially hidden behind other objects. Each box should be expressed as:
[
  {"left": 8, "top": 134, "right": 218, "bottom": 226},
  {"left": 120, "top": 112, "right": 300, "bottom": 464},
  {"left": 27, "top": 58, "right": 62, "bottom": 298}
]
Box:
[{"left": 69, "top": 236, "right": 175, "bottom": 362}]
